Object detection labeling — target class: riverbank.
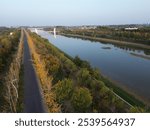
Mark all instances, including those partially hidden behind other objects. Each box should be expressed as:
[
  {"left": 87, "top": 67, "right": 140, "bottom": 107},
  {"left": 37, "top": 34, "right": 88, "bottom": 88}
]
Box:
[{"left": 61, "top": 33, "right": 150, "bottom": 50}]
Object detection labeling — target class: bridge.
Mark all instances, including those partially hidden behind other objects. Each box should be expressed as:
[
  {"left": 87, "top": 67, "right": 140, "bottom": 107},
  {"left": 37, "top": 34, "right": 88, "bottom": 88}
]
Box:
[{"left": 29, "top": 28, "right": 58, "bottom": 38}]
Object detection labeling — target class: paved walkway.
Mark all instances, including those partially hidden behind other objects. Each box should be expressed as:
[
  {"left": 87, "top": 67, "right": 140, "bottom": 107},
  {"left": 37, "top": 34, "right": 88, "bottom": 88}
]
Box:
[{"left": 23, "top": 31, "right": 46, "bottom": 113}]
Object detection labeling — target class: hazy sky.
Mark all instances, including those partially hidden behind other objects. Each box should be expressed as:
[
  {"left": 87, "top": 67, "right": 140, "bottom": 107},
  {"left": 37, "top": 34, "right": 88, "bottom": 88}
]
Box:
[{"left": 0, "top": 0, "right": 150, "bottom": 26}]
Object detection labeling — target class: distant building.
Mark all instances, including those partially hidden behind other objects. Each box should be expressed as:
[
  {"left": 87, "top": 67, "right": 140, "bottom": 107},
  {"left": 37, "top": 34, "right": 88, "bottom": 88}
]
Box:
[
  {"left": 125, "top": 27, "right": 138, "bottom": 31},
  {"left": 80, "top": 26, "right": 97, "bottom": 30}
]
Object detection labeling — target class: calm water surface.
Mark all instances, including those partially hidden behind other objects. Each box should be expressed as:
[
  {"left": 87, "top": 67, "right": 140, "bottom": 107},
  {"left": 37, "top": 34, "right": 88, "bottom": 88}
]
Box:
[{"left": 37, "top": 30, "right": 150, "bottom": 104}]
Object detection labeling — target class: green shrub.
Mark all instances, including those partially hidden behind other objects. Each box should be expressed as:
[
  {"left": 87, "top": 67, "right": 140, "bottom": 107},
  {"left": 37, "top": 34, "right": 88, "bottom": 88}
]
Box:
[
  {"left": 71, "top": 87, "right": 92, "bottom": 112},
  {"left": 77, "top": 68, "right": 92, "bottom": 86},
  {"left": 54, "top": 78, "right": 73, "bottom": 103},
  {"left": 44, "top": 55, "right": 60, "bottom": 75}
]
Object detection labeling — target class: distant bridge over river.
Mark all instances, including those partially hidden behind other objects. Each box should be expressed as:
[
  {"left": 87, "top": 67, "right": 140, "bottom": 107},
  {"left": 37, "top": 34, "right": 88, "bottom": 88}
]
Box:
[{"left": 29, "top": 28, "right": 58, "bottom": 38}]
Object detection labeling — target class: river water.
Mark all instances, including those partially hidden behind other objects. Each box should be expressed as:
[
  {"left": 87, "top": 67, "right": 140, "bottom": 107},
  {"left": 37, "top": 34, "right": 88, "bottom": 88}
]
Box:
[{"left": 37, "top": 30, "right": 150, "bottom": 104}]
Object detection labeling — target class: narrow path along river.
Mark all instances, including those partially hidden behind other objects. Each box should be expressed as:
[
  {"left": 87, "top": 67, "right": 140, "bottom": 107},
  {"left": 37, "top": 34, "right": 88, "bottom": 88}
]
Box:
[
  {"left": 37, "top": 30, "right": 150, "bottom": 105},
  {"left": 23, "top": 31, "right": 47, "bottom": 113}
]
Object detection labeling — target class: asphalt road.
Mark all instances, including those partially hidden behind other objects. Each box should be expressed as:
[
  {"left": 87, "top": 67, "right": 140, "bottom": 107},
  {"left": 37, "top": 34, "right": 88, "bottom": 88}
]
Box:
[{"left": 23, "top": 31, "right": 47, "bottom": 113}]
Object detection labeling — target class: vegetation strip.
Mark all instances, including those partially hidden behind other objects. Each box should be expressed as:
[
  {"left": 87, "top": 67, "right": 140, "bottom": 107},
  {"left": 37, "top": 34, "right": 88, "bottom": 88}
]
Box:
[{"left": 0, "top": 28, "right": 23, "bottom": 112}]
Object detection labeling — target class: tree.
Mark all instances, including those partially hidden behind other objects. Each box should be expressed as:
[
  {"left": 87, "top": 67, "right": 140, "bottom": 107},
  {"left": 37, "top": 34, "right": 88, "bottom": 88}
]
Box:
[
  {"left": 90, "top": 80, "right": 106, "bottom": 111},
  {"left": 71, "top": 87, "right": 92, "bottom": 112},
  {"left": 90, "top": 68, "right": 101, "bottom": 80},
  {"left": 98, "top": 86, "right": 114, "bottom": 112},
  {"left": 73, "top": 56, "right": 82, "bottom": 67},
  {"left": 73, "top": 56, "right": 91, "bottom": 69},
  {"left": 54, "top": 78, "right": 73, "bottom": 103},
  {"left": 44, "top": 55, "right": 60, "bottom": 75},
  {"left": 77, "top": 68, "right": 92, "bottom": 87}
]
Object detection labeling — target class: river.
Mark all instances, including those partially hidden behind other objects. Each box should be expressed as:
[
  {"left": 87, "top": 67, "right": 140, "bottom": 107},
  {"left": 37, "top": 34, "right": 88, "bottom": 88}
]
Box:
[{"left": 37, "top": 30, "right": 150, "bottom": 104}]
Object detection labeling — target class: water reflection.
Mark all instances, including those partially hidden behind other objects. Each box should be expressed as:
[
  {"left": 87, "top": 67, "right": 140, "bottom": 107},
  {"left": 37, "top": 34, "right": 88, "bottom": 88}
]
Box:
[{"left": 65, "top": 35, "right": 150, "bottom": 55}]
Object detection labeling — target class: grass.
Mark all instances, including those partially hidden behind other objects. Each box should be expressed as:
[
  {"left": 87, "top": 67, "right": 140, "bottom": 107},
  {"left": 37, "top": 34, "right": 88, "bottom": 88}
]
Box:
[{"left": 101, "top": 76, "right": 145, "bottom": 107}]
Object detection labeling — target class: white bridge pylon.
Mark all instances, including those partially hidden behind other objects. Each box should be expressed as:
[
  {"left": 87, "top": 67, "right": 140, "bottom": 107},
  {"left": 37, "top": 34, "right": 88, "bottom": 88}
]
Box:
[
  {"left": 35, "top": 28, "right": 38, "bottom": 34},
  {"left": 54, "top": 28, "right": 56, "bottom": 38}
]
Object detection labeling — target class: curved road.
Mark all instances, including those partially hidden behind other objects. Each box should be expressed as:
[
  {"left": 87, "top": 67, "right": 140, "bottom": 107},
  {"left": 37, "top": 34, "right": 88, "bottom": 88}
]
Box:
[{"left": 23, "top": 31, "right": 47, "bottom": 113}]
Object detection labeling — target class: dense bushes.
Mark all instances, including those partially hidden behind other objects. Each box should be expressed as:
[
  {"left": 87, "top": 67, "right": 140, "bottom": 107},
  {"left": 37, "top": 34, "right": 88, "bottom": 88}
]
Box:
[
  {"left": 54, "top": 79, "right": 73, "bottom": 103},
  {"left": 71, "top": 87, "right": 92, "bottom": 112},
  {"left": 44, "top": 55, "right": 60, "bottom": 75},
  {"left": 0, "top": 29, "right": 21, "bottom": 112},
  {"left": 0, "top": 29, "right": 20, "bottom": 72},
  {"left": 0, "top": 28, "right": 21, "bottom": 75},
  {"left": 53, "top": 78, "right": 92, "bottom": 112}
]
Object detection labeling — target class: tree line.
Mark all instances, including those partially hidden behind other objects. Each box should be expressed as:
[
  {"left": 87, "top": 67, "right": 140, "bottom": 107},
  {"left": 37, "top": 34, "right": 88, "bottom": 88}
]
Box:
[{"left": 61, "top": 26, "right": 150, "bottom": 46}]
